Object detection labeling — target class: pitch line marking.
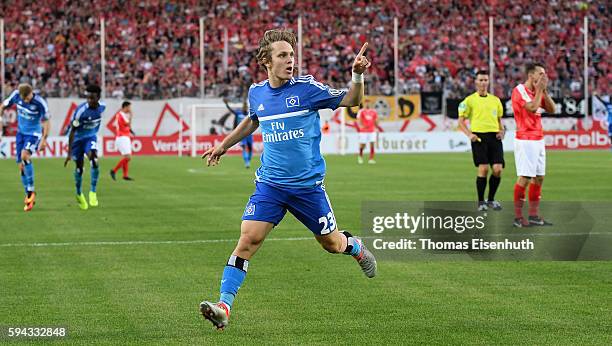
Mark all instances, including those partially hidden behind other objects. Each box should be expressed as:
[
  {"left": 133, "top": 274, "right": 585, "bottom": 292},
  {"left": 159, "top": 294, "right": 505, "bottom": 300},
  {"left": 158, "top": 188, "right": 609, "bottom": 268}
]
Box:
[
  {"left": 0, "top": 237, "right": 313, "bottom": 248},
  {"left": 0, "top": 233, "right": 609, "bottom": 248}
]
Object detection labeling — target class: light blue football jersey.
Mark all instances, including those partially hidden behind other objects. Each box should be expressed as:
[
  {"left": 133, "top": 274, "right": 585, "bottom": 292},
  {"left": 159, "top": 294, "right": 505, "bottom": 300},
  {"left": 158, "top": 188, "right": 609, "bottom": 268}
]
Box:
[
  {"left": 2, "top": 90, "right": 50, "bottom": 136},
  {"left": 70, "top": 102, "right": 106, "bottom": 140},
  {"left": 248, "top": 75, "right": 346, "bottom": 188}
]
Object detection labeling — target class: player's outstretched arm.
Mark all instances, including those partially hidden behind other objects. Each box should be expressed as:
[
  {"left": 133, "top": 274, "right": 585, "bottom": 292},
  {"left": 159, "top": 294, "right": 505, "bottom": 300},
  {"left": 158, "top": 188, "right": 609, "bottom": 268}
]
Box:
[
  {"left": 201, "top": 116, "right": 259, "bottom": 166},
  {"left": 339, "top": 42, "right": 371, "bottom": 108}
]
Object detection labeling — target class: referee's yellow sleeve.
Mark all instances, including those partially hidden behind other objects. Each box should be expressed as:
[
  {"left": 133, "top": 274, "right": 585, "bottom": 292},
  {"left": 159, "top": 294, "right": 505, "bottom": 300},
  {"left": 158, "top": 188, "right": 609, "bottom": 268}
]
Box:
[
  {"left": 458, "top": 99, "right": 470, "bottom": 118},
  {"left": 497, "top": 99, "right": 503, "bottom": 119}
]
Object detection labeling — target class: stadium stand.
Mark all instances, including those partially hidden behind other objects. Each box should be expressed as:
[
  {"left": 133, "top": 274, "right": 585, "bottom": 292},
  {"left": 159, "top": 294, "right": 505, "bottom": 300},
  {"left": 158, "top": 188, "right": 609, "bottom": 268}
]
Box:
[{"left": 1, "top": 0, "right": 609, "bottom": 99}]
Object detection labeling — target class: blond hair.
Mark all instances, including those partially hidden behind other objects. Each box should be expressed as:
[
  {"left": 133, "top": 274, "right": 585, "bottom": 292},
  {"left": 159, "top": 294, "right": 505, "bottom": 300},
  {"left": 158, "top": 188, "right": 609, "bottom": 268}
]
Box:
[
  {"left": 256, "top": 29, "right": 296, "bottom": 67},
  {"left": 18, "top": 83, "right": 33, "bottom": 99}
]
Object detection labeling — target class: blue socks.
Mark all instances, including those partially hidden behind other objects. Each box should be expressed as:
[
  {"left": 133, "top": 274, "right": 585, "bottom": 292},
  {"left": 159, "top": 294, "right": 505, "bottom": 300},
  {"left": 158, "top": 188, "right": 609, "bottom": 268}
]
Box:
[
  {"left": 90, "top": 166, "right": 99, "bottom": 193},
  {"left": 74, "top": 167, "right": 83, "bottom": 194},
  {"left": 219, "top": 255, "right": 248, "bottom": 310},
  {"left": 242, "top": 150, "right": 249, "bottom": 166},
  {"left": 20, "top": 170, "right": 28, "bottom": 194},
  {"left": 341, "top": 231, "right": 362, "bottom": 257},
  {"left": 243, "top": 149, "right": 252, "bottom": 167},
  {"left": 75, "top": 159, "right": 99, "bottom": 195},
  {"left": 22, "top": 160, "right": 34, "bottom": 192},
  {"left": 216, "top": 234, "right": 359, "bottom": 312}
]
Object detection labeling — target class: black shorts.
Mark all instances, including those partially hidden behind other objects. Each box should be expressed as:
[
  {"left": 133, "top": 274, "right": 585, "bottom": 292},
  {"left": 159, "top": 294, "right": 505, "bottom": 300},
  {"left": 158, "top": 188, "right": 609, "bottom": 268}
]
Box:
[{"left": 471, "top": 132, "right": 505, "bottom": 167}]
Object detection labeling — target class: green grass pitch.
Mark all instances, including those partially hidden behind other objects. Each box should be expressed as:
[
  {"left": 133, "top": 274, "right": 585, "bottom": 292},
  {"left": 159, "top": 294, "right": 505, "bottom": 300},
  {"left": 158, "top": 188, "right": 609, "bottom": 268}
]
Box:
[{"left": 1, "top": 152, "right": 611, "bottom": 344}]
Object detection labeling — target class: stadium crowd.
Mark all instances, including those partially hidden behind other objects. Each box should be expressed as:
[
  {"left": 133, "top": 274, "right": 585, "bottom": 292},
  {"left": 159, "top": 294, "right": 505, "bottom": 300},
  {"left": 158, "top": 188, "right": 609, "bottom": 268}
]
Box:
[{"left": 1, "top": 0, "right": 609, "bottom": 100}]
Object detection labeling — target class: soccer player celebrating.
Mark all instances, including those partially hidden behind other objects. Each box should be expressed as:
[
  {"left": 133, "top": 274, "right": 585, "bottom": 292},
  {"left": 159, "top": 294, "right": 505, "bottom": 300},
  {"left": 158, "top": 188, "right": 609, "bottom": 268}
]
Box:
[
  {"left": 458, "top": 71, "right": 505, "bottom": 211},
  {"left": 110, "top": 101, "right": 134, "bottom": 181},
  {"left": 511, "top": 63, "right": 556, "bottom": 227},
  {"left": 64, "top": 85, "right": 106, "bottom": 210},
  {"left": 199, "top": 29, "right": 376, "bottom": 330},
  {"left": 0, "top": 84, "right": 50, "bottom": 211},
  {"left": 357, "top": 100, "right": 379, "bottom": 164},
  {"left": 223, "top": 97, "right": 253, "bottom": 168}
]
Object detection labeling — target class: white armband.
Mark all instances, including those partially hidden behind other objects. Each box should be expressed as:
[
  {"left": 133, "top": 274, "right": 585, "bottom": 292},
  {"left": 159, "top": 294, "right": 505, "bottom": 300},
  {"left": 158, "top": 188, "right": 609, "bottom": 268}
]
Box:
[{"left": 352, "top": 72, "right": 364, "bottom": 83}]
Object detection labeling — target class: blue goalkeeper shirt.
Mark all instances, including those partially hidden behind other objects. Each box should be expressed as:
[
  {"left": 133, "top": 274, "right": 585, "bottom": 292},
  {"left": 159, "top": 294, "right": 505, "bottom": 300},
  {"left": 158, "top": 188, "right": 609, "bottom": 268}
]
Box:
[
  {"left": 248, "top": 75, "right": 346, "bottom": 188},
  {"left": 70, "top": 101, "right": 106, "bottom": 140},
  {"left": 2, "top": 90, "right": 50, "bottom": 136}
]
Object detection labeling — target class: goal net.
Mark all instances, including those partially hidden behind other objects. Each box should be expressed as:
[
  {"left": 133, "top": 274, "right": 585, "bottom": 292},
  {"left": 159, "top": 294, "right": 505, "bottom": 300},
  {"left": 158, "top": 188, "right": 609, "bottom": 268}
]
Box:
[{"left": 188, "top": 103, "right": 245, "bottom": 157}]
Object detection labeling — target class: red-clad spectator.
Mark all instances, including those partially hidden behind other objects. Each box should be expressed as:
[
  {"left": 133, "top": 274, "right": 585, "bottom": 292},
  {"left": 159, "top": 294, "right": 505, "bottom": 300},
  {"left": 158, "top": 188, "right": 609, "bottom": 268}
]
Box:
[{"left": 0, "top": 1, "right": 608, "bottom": 100}]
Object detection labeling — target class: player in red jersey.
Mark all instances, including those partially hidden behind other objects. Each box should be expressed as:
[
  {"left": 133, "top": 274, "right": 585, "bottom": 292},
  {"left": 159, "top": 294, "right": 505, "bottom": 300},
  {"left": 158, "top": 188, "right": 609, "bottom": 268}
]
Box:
[
  {"left": 511, "top": 63, "right": 555, "bottom": 227},
  {"left": 110, "top": 101, "right": 134, "bottom": 181},
  {"left": 357, "top": 101, "right": 379, "bottom": 164}
]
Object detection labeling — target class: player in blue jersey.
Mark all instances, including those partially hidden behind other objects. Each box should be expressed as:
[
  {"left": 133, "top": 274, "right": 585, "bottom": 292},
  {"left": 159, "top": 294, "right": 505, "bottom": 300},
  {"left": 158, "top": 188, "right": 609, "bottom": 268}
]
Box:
[
  {"left": 64, "top": 85, "right": 106, "bottom": 210},
  {"left": 199, "top": 29, "right": 376, "bottom": 330},
  {"left": 223, "top": 97, "right": 253, "bottom": 168},
  {"left": 0, "top": 84, "right": 50, "bottom": 211}
]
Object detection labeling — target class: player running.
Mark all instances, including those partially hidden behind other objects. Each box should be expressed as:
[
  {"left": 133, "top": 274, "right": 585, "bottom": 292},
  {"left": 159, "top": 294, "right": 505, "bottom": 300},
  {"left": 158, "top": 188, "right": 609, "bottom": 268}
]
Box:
[
  {"left": 223, "top": 98, "right": 253, "bottom": 168},
  {"left": 199, "top": 29, "right": 376, "bottom": 330},
  {"left": 511, "top": 63, "right": 556, "bottom": 227},
  {"left": 64, "top": 85, "right": 106, "bottom": 210},
  {"left": 0, "top": 84, "right": 50, "bottom": 211},
  {"left": 458, "top": 70, "right": 505, "bottom": 211},
  {"left": 357, "top": 100, "right": 379, "bottom": 164},
  {"left": 110, "top": 101, "right": 135, "bottom": 181}
]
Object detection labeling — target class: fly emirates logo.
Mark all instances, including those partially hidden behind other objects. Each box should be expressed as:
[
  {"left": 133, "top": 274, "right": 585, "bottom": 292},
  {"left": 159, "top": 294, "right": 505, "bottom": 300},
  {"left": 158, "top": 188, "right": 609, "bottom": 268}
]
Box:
[{"left": 262, "top": 121, "right": 305, "bottom": 143}]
